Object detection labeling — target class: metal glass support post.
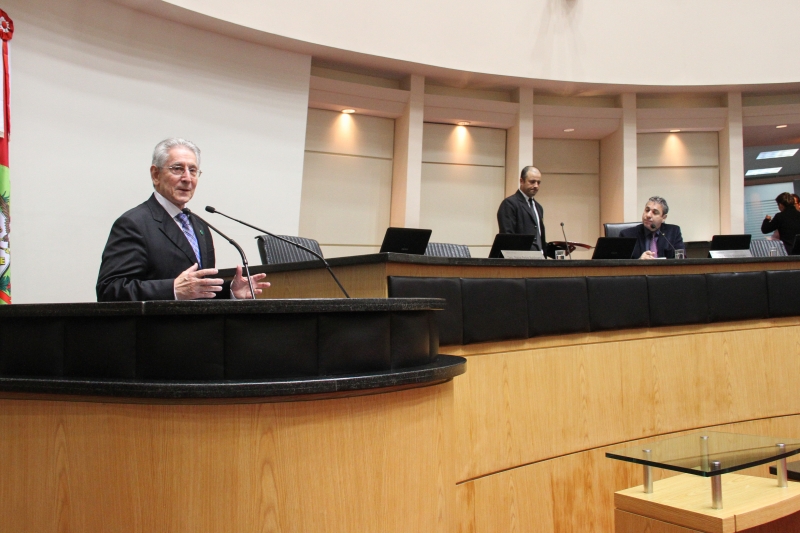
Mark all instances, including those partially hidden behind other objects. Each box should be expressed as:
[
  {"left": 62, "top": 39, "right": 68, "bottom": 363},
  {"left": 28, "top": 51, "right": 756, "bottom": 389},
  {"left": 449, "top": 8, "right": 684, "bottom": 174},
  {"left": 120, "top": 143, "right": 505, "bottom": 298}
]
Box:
[
  {"left": 700, "top": 435, "right": 709, "bottom": 472},
  {"left": 711, "top": 461, "right": 723, "bottom": 509},
  {"left": 777, "top": 443, "right": 788, "bottom": 488},
  {"left": 643, "top": 449, "right": 653, "bottom": 493}
]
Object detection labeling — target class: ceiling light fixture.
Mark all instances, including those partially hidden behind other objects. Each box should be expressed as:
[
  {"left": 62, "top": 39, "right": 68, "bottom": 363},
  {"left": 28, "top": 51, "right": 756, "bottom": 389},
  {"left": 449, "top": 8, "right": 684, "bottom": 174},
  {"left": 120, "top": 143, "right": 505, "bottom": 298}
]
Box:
[
  {"left": 757, "top": 149, "right": 799, "bottom": 159},
  {"left": 342, "top": 109, "right": 355, "bottom": 114},
  {"left": 563, "top": 128, "right": 575, "bottom": 132},
  {"left": 745, "top": 167, "right": 782, "bottom": 177},
  {"left": 457, "top": 121, "right": 470, "bottom": 126},
  {"left": 776, "top": 124, "right": 788, "bottom": 128},
  {"left": 670, "top": 129, "right": 681, "bottom": 133}
]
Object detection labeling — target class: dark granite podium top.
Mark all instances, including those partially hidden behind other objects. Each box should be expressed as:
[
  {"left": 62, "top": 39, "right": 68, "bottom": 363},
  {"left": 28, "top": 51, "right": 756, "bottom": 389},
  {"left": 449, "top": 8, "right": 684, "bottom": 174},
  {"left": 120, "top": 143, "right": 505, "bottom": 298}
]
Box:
[
  {"left": 0, "top": 298, "right": 456, "bottom": 400},
  {"left": 0, "top": 298, "right": 445, "bottom": 317},
  {"left": 218, "top": 252, "right": 800, "bottom": 277},
  {"left": 0, "top": 355, "right": 466, "bottom": 400}
]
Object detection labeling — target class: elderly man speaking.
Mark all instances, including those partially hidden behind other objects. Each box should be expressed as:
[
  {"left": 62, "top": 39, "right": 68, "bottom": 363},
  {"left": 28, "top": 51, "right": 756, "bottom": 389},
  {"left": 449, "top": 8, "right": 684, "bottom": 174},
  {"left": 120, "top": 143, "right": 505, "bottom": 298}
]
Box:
[{"left": 96, "top": 138, "right": 269, "bottom": 301}]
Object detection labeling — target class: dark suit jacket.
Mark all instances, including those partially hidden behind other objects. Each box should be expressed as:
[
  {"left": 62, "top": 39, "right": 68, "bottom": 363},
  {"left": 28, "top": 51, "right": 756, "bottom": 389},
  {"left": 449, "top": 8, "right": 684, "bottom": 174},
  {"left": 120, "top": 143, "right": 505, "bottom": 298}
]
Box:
[
  {"left": 619, "top": 223, "right": 685, "bottom": 259},
  {"left": 497, "top": 190, "right": 546, "bottom": 252},
  {"left": 96, "top": 194, "right": 230, "bottom": 301}
]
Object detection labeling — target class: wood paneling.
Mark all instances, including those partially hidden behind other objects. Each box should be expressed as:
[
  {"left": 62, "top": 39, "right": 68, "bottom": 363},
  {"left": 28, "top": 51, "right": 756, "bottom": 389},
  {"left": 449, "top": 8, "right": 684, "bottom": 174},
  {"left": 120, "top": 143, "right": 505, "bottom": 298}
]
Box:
[
  {"left": 456, "top": 371, "right": 800, "bottom": 533},
  {"left": 534, "top": 139, "right": 600, "bottom": 174},
  {"left": 259, "top": 262, "right": 388, "bottom": 299},
  {"left": 616, "top": 474, "right": 800, "bottom": 533},
  {"left": 616, "top": 510, "right": 701, "bottom": 533},
  {"left": 0, "top": 381, "right": 455, "bottom": 533},
  {"left": 454, "top": 321, "right": 800, "bottom": 482}
]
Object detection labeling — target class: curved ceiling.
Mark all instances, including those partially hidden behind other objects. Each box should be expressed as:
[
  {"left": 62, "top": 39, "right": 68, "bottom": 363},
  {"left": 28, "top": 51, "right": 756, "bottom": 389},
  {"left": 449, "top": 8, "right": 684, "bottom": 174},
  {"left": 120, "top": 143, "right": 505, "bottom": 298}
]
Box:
[{"left": 153, "top": 0, "right": 800, "bottom": 89}]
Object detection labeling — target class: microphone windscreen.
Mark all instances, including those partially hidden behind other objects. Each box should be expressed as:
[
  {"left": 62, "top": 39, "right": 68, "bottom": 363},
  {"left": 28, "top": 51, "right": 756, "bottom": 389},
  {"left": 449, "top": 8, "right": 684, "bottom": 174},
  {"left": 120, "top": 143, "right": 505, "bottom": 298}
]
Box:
[
  {"left": 650, "top": 224, "right": 656, "bottom": 230},
  {"left": 182, "top": 207, "right": 192, "bottom": 215},
  {"left": 205, "top": 206, "right": 216, "bottom": 213}
]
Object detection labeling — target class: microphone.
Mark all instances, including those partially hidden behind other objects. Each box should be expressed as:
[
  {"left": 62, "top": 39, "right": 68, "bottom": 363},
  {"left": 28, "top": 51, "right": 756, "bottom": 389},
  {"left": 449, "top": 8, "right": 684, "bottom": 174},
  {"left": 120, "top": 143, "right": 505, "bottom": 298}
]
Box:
[
  {"left": 204, "top": 206, "right": 351, "bottom": 298},
  {"left": 183, "top": 208, "right": 256, "bottom": 300},
  {"left": 560, "top": 222, "right": 573, "bottom": 260},
  {"left": 650, "top": 223, "right": 677, "bottom": 258}
]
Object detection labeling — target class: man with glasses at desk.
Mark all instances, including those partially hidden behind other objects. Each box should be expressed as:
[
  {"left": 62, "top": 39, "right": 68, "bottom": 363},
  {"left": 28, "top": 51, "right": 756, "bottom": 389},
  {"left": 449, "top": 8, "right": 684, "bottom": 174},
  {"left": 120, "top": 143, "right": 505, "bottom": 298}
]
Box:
[{"left": 96, "top": 138, "right": 268, "bottom": 301}]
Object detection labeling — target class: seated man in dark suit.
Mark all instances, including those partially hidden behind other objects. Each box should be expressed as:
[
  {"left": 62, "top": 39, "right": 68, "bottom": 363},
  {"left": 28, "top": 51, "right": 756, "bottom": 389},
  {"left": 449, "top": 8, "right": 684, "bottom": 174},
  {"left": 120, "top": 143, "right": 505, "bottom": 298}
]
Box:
[
  {"left": 497, "top": 166, "right": 546, "bottom": 252},
  {"left": 619, "top": 196, "right": 684, "bottom": 259},
  {"left": 96, "top": 138, "right": 270, "bottom": 301}
]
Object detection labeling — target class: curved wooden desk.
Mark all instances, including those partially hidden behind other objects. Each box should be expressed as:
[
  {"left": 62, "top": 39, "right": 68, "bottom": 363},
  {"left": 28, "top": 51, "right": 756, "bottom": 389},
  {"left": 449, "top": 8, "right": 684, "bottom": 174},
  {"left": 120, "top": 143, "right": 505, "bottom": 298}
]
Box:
[
  {"left": 0, "top": 299, "right": 466, "bottom": 533},
  {"left": 219, "top": 255, "right": 800, "bottom": 533}
]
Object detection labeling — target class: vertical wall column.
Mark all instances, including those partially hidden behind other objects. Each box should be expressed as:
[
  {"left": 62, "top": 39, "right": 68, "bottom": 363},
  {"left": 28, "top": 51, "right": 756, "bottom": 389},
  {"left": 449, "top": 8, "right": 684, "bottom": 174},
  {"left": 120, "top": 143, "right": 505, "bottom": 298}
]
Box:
[
  {"left": 600, "top": 93, "right": 638, "bottom": 225},
  {"left": 505, "top": 87, "right": 534, "bottom": 196},
  {"left": 391, "top": 75, "right": 425, "bottom": 227},
  {"left": 719, "top": 92, "right": 745, "bottom": 234}
]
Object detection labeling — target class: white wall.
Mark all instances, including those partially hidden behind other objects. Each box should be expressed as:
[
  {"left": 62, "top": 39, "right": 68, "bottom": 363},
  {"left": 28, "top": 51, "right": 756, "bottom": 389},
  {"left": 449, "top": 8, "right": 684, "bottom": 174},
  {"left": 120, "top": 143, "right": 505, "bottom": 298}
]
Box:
[
  {"left": 419, "top": 124, "right": 506, "bottom": 258},
  {"left": 299, "top": 109, "right": 394, "bottom": 258},
  {"left": 157, "top": 0, "right": 800, "bottom": 86},
  {"left": 534, "top": 139, "right": 600, "bottom": 258},
  {"left": 637, "top": 132, "right": 720, "bottom": 241},
  {"left": 7, "top": 0, "right": 311, "bottom": 302}
]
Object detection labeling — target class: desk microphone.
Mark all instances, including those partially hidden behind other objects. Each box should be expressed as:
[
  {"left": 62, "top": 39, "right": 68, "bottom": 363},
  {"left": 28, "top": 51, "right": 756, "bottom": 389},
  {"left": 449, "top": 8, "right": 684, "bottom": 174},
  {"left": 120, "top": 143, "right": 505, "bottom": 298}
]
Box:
[
  {"left": 560, "top": 222, "right": 573, "bottom": 260},
  {"left": 183, "top": 208, "right": 256, "bottom": 299},
  {"left": 650, "top": 224, "right": 677, "bottom": 258},
  {"left": 205, "top": 206, "right": 351, "bottom": 298}
]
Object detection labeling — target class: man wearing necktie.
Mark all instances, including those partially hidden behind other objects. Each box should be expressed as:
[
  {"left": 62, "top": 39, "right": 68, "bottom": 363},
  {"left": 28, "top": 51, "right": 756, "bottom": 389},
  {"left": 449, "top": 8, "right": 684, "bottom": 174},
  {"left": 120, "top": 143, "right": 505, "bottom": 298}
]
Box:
[
  {"left": 619, "top": 196, "right": 684, "bottom": 260},
  {"left": 96, "top": 138, "right": 270, "bottom": 301},
  {"left": 497, "top": 166, "right": 547, "bottom": 252}
]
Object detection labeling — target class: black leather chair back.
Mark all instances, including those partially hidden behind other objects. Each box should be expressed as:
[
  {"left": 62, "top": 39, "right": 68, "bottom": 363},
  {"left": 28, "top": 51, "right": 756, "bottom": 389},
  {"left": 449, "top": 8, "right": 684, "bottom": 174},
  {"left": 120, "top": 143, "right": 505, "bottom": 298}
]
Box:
[{"left": 603, "top": 222, "right": 640, "bottom": 238}]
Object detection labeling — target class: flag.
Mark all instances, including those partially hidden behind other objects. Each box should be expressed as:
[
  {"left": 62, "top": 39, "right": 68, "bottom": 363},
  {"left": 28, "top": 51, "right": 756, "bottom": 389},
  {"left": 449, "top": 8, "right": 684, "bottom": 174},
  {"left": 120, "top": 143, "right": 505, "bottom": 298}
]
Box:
[{"left": 0, "top": 9, "right": 13, "bottom": 304}]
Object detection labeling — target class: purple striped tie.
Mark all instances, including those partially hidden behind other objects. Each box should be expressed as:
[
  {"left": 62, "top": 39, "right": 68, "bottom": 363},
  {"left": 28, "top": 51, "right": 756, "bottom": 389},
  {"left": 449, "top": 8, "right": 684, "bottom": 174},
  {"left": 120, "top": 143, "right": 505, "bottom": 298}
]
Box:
[{"left": 175, "top": 213, "right": 202, "bottom": 268}]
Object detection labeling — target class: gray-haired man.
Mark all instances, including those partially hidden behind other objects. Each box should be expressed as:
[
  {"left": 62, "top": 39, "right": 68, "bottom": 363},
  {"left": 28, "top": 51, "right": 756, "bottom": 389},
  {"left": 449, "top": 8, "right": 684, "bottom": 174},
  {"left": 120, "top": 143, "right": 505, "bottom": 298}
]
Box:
[
  {"left": 97, "top": 138, "right": 269, "bottom": 301},
  {"left": 619, "top": 196, "right": 684, "bottom": 259}
]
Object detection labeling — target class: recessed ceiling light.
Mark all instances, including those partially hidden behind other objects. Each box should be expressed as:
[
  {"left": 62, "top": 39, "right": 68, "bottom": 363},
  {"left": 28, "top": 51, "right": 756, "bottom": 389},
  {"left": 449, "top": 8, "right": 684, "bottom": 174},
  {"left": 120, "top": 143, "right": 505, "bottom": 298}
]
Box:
[
  {"left": 745, "top": 167, "right": 782, "bottom": 177},
  {"left": 342, "top": 109, "right": 355, "bottom": 114},
  {"left": 670, "top": 129, "right": 681, "bottom": 133},
  {"left": 563, "top": 128, "right": 575, "bottom": 132},
  {"left": 757, "top": 149, "right": 799, "bottom": 159},
  {"left": 457, "top": 121, "right": 470, "bottom": 126},
  {"left": 776, "top": 125, "right": 788, "bottom": 128}
]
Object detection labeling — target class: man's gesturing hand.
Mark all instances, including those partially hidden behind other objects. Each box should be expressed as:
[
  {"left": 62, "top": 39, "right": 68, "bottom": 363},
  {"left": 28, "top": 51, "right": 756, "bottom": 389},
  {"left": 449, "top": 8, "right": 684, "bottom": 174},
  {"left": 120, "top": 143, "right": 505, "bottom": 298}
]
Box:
[
  {"left": 231, "top": 265, "right": 271, "bottom": 299},
  {"left": 174, "top": 264, "right": 224, "bottom": 300}
]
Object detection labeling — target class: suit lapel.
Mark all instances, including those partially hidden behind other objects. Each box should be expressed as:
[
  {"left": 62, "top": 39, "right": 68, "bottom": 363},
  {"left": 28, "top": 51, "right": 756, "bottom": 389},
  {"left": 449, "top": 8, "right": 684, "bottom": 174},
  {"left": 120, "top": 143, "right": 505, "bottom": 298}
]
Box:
[
  {"left": 146, "top": 195, "right": 199, "bottom": 266},
  {"left": 516, "top": 191, "right": 536, "bottom": 224}
]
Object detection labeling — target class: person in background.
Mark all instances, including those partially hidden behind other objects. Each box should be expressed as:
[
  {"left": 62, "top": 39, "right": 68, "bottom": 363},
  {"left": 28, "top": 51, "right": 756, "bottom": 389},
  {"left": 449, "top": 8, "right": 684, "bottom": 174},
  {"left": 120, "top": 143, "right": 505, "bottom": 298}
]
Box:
[
  {"left": 497, "top": 166, "right": 547, "bottom": 253},
  {"left": 761, "top": 192, "right": 800, "bottom": 253},
  {"left": 620, "top": 196, "right": 684, "bottom": 259}
]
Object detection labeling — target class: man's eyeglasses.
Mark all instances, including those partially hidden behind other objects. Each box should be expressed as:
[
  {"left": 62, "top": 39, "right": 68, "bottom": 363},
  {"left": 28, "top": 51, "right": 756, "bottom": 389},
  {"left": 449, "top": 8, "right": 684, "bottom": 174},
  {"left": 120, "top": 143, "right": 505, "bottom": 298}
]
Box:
[{"left": 166, "top": 164, "right": 201, "bottom": 177}]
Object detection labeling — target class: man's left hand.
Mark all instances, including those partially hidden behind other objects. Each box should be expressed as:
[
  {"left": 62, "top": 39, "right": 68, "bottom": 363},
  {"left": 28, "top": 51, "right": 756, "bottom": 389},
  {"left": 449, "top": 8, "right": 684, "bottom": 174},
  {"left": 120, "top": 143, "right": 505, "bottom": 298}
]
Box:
[{"left": 231, "top": 265, "right": 271, "bottom": 299}]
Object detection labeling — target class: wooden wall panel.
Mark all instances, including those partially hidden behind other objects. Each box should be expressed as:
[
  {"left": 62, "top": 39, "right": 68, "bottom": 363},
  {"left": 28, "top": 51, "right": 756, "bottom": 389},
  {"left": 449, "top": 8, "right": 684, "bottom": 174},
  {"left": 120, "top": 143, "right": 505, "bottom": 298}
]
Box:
[
  {"left": 0, "top": 382, "right": 454, "bottom": 533},
  {"left": 454, "top": 321, "right": 800, "bottom": 483},
  {"left": 458, "top": 415, "right": 800, "bottom": 533}
]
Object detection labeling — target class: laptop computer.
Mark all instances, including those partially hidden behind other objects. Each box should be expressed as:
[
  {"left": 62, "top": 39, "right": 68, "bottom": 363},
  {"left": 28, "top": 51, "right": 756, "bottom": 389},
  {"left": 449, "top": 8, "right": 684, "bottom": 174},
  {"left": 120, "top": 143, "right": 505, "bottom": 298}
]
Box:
[
  {"left": 379, "top": 227, "right": 432, "bottom": 255},
  {"left": 709, "top": 234, "right": 751, "bottom": 252},
  {"left": 591, "top": 237, "right": 637, "bottom": 260},
  {"left": 488, "top": 234, "right": 536, "bottom": 258}
]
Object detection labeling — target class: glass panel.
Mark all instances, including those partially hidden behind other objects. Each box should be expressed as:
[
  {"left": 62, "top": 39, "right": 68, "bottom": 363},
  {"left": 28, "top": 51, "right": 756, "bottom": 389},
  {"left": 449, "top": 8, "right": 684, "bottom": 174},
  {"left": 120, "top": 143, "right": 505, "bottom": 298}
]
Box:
[{"left": 606, "top": 432, "right": 800, "bottom": 477}]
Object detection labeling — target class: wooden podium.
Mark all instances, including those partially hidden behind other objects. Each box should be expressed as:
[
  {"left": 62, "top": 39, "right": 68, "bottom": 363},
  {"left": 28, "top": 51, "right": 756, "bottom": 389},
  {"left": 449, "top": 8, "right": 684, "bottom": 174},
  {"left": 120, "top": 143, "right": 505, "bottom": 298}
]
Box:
[{"left": 616, "top": 473, "right": 800, "bottom": 532}]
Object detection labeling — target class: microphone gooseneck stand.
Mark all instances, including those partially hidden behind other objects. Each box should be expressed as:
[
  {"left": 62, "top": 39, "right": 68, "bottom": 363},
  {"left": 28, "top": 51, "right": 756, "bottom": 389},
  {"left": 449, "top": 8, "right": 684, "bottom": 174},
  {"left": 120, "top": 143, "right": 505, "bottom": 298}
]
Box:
[
  {"left": 183, "top": 208, "right": 256, "bottom": 300},
  {"left": 650, "top": 223, "right": 677, "bottom": 257},
  {"left": 204, "top": 206, "right": 351, "bottom": 298},
  {"left": 560, "top": 222, "right": 573, "bottom": 260}
]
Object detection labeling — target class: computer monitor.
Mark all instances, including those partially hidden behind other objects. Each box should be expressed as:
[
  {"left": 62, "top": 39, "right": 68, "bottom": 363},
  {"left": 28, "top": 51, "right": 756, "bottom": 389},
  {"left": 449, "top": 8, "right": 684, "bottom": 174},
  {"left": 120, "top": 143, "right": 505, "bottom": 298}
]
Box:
[
  {"left": 709, "top": 234, "right": 751, "bottom": 251},
  {"left": 379, "top": 227, "right": 432, "bottom": 255},
  {"left": 488, "top": 234, "right": 536, "bottom": 258},
  {"left": 591, "top": 237, "right": 637, "bottom": 260}
]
